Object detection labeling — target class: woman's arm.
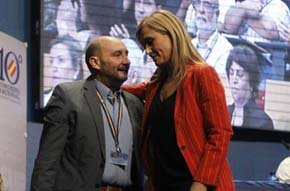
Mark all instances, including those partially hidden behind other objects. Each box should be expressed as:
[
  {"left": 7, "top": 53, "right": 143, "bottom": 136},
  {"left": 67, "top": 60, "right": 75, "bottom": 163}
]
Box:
[
  {"left": 194, "top": 66, "right": 233, "bottom": 185},
  {"left": 122, "top": 82, "right": 148, "bottom": 100}
]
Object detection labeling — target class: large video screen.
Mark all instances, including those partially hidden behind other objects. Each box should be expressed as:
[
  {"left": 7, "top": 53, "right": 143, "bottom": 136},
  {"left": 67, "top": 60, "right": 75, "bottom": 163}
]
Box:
[{"left": 40, "top": 0, "right": 290, "bottom": 132}]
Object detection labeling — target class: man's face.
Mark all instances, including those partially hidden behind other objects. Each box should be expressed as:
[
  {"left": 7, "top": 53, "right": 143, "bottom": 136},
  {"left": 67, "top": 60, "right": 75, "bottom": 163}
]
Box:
[
  {"left": 135, "top": 0, "right": 158, "bottom": 25},
  {"left": 97, "top": 39, "right": 131, "bottom": 85},
  {"left": 194, "top": 0, "right": 219, "bottom": 34},
  {"left": 79, "top": 0, "right": 117, "bottom": 34}
]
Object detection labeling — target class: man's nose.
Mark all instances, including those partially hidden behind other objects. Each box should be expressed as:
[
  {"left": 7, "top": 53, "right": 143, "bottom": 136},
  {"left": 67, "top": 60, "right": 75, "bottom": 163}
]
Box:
[
  {"left": 123, "top": 55, "right": 131, "bottom": 65},
  {"left": 52, "top": 60, "right": 58, "bottom": 72},
  {"left": 196, "top": 2, "right": 206, "bottom": 13}
]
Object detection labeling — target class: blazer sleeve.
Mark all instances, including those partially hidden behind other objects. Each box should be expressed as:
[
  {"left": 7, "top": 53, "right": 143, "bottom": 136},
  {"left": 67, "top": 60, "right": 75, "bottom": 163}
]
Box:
[
  {"left": 31, "top": 85, "right": 70, "bottom": 191},
  {"left": 122, "top": 82, "right": 148, "bottom": 100},
  {"left": 194, "top": 66, "right": 233, "bottom": 185}
]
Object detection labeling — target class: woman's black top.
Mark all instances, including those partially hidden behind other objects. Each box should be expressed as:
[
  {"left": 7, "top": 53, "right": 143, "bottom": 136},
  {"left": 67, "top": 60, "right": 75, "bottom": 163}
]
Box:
[{"left": 147, "top": 87, "right": 193, "bottom": 191}]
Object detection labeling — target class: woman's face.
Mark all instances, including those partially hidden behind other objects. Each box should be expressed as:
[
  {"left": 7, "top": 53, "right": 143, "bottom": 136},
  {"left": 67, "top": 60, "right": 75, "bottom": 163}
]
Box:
[
  {"left": 229, "top": 61, "right": 251, "bottom": 105},
  {"left": 135, "top": 0, "right": 158, "bottom": 25},
  {"left": 140, "top": 26, "right": 172, "bottom": 66},
  {"left": 49, "top": 43, "right": 76, "bottom": 87}
]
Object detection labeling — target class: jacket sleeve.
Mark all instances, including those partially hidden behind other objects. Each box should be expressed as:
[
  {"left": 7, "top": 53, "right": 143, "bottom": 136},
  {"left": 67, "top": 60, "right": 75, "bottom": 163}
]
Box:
[
  {"left": 31, "top": 85, "right": 70, "bottom": 191},
  {"left": 122, "top": 82, "right": 148, "bottom": 100},
  {"left": 194, "top": 66, "right": 233, "bottom": 185}
]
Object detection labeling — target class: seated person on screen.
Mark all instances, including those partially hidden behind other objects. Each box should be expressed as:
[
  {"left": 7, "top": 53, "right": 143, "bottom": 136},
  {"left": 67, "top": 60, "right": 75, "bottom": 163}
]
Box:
[
  {"left": 191, "top": 0, "right": 233, "bottom": 74},
  {"left": 55, "top": 0, "right": 90, "bottom": 49},
  {"left": 224, "top": 0, "right": 289, "bottom": 42},
  {"left": 55, "top": 0, "right": 79, "bottom": 37},
  {"left": 185, "top": 0, "right": 235, "bottom": 35},
  {"left": 278, "top": 12, "right": 290, "bottom": 44},
  {"left": 226, "top": 45, "right": 274, "bottom": 129},
  {"left": 44, "top": 35, "right": 83, "bottom": 105},
  {"left": 42, "top": 0, "right": 59, "bottom": 53}
]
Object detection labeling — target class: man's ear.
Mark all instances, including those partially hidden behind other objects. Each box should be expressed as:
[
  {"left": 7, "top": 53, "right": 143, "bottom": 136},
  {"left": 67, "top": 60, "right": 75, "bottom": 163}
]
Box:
[{"left": 89, "top": 56, "right": 101, "bottom": 70}]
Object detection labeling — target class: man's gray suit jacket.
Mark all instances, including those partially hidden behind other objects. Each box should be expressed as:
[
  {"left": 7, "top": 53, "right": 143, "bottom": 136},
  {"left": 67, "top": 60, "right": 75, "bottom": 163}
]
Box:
[{"left": 31, "top": 76, "right": 144, "bottom": 191}]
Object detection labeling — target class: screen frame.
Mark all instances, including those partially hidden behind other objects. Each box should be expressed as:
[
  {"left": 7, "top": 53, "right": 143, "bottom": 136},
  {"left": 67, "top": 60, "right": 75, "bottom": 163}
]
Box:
[{"left": 31, "top": 0, "right": 290, "bottom": 138}]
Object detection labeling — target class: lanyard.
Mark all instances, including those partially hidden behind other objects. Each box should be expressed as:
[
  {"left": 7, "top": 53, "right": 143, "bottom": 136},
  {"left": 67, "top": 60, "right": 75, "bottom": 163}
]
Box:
[
  {"left": 96, "top": 90, "right": 123, "bottom": 153},
  {"left": 197, "top": 31, "right": 219, "bottom": 60}
]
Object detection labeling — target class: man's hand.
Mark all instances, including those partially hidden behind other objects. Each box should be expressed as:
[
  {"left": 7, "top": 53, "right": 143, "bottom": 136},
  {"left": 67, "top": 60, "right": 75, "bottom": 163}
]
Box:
[{"left": 109, "top": 24, "right": 130, "bottom": 39}]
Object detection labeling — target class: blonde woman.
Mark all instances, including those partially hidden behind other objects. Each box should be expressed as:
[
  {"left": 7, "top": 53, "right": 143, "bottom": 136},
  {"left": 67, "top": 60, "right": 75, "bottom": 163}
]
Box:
[{"left": 124, "top": 10, "right": 235, "bottom": 191}]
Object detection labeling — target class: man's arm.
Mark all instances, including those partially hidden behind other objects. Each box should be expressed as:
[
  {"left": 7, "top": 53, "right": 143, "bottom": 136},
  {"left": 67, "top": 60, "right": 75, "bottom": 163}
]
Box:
[
  {"left": 176, "top": 0, "right": 192, "bottom": 22},
  {"left": 224, "top": 0, "right": 263, "bottom": 34},
  {"left": 247, "top": 15, "right": 280, "bottom": 40},
  {"left": 31, "top": 85, "right": 70, "bottom": 191},
  {"left": 278, "top": 19, "right": 290, "bottom": 44}
]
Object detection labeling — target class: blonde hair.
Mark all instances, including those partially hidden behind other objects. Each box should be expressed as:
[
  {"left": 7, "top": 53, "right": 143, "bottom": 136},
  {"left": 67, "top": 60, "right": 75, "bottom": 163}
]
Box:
[{"left": 136, "top": 9, "right": 205, "bottom": 84}]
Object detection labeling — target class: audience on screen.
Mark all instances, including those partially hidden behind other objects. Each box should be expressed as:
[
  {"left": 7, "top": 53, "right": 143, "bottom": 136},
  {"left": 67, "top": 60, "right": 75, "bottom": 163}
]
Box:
[
  {"left": 42, "top": 0, "right": 59, "bottom": 53},
  {"left": 55, "top": 0, "right": 79, "bottom": 36},
  {"left": 278, "top": 12, "right": 290, "bottom": 44},
  {"left": 79, "top": 0, "right": 122, "bottom": 40},
  {"left": 226, "top": 45, "right": 274, "bottom": 129},
  {"left": 224, "top": 0, "right": 289, "bottom": 42},
  {"left": 55, "top": 0, "right": 90, "bottom": 50},
  {"left": 44, "top": 35, "right": 83, "bottom": 105},
  {"left": 191, "top": 0, "right": 233, "bottom": 74},
  {"left": 184, "top": 0, "right": 235, "bottom": 36},
  {"left": 109, "top": 0, "right": 170, "bottom": 84}
]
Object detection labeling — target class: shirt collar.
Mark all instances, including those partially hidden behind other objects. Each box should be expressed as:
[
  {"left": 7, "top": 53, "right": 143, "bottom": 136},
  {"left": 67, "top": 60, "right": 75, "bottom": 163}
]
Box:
[
  {"left": 94, "top": 79, "right": 122, "bottom": 100},
  {"left": 196, "top": 29, "right": 219, "bottom": 49}
]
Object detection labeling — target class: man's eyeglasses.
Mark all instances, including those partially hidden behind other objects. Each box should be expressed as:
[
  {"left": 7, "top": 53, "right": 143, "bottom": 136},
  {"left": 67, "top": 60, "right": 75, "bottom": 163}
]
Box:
[{"left": 192, "top": 0, "right": 218, "bottom": 11}]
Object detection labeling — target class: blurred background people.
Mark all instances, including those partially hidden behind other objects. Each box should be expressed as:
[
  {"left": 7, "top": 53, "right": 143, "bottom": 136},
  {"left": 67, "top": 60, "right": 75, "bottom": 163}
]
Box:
[
  {"left": 191, "top": 0, "right": 233, "bottom": 74},
  {"left": 110, "top": 0, "right": 168, "bottom": 84},
  {"left": 184, "top": 0, "right": 235, "bottom": 37},
  {"left": 278, "top": 12, "right": 290, "bottom": 81},
  {"left": 42, "top": 0, "right": 59, "bottom": 53},
  {"left": 55, "top": 0, "right": 90, "bottom": 49},
  {"left": 224, "top": 0, "right": 289, "bottom": 42},
  {"left": 278, "top": 12, "right": 290, "bottom": 44},
  {"left": 79, "top": 0, "right": 122, "bottom": 40},
  {"left": 226, "top": 45, "right": 274, "bottom": 129},
  {"left": 56, "top": 0, "right": 79, "bottom": 36},
  {"left": 44, "top": 35, "right": 83, "bottom": 105}
]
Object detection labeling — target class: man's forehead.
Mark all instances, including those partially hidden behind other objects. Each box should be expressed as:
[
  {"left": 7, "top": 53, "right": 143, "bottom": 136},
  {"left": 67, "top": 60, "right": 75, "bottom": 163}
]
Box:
[
  {"left": 92, "top": 39, "right": 126, "bottom": 57},
  {"left": 101, "top": 39, "right": 126, "bottom": 51}
]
